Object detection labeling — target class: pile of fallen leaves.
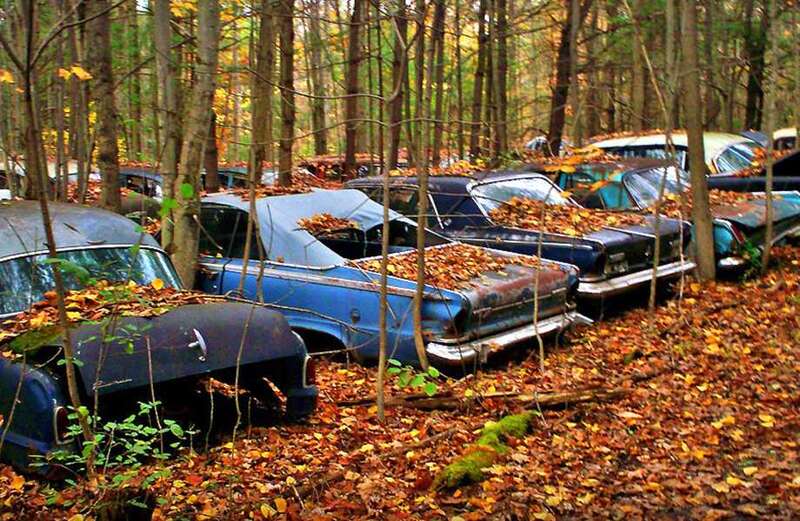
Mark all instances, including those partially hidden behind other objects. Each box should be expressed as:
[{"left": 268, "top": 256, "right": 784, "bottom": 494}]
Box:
[
  {"left": 490, "top": 196, "right": 647, "bottom": 236},
  {"left": 350, "top": 243, "right": 544, "bottom": 289},
  {"left": 297, "top": 213, "right": 358, "bottom": 234},
  {"left": 653, "top": 189, "right": 774, "bottom": 219},
  {"left": 0, "top": 280, "right": 225, "bottom": 346}
]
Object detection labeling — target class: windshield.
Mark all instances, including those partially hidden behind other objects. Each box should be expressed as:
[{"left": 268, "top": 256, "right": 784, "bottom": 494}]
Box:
[
  {"left": 0, "top": 247, "right": 181, "bottom": 316},
  {"left": 470, "top": 177, "right": 570, "bottom": 214},
  {"left": 623, "top": 167, "right": 691, "bottom": 207},
  {"left": 714, "top": 142, "right": 762, "bottom": 173}
]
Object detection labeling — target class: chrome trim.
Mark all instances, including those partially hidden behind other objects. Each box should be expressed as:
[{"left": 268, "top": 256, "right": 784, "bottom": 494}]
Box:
[
  {"left": 459, "top": 236, "right": 596, "bottom": 251},
  {"left": 578, "top": 259, "right": 695, "bottom": 297},
  {"left": 52, "top": 402, "right": 70, "bottom": 445},
  {"left": 718, "top": 256, "right": 746, "bottom": 269},
  {"left": 602, "top": 226, "right": 656, "bottom": 239},
  {"left": 426, "top": 311, "right": 592, "bottom": 365}
]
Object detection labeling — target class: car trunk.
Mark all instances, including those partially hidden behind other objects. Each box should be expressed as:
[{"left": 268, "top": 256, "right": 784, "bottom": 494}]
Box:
[
  {"left": 70, "top": 303, "right": 303, "bottom": 397},
  {"left": 586, "top": 219, "right": 686, "bottom": 275},
  {"left": 454, "top": 256, "right": 575, "bottom": 339},
  {"left": 714, "top": 199, "right": 800, "bottom": 245}
]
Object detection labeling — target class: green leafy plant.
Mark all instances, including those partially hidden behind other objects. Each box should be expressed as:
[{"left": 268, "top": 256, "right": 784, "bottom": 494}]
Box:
[
  {"left": 386, "top": 359, "right": 442, "bottom": 396},
  {"left": 741, "top": 239, "right": 763, "bottom": 279}
]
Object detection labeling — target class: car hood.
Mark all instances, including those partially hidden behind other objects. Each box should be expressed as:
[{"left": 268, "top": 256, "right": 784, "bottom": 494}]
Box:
[
  {"left": 70, "top": 302, "right": 302, "bottom": 397},
  {"left": 712, "top": 198, "right": 800, "bottom": 231}
]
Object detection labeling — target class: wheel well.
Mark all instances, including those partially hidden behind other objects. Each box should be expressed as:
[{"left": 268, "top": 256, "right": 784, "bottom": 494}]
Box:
[{"left": 293, "top": 328, "right": 346, "bottom": 354}]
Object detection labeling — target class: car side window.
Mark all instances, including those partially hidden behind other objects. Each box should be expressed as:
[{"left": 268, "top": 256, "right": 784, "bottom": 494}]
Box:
[
  {"left": 199, "top": 206, "right": 263, "bottom": 260},
  {"left": 598, "top": 183, "right": 633, "bottom": 209},
  {"left": 388, "top": 189, "right": 419, "bottom": 215}
]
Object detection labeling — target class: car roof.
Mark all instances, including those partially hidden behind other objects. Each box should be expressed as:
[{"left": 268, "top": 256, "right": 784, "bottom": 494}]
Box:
[
  {"left": 202, "top": 189, "right": 413, "bottom": 267},
  {"left": 774, "top": 127, "right": 797, "bottom": 139},
  {"left": 591, "top": 132, "right": 757, "bottom": 163},
  {"left": 0, "top": 201, "right": 160, "bottom": 261}
]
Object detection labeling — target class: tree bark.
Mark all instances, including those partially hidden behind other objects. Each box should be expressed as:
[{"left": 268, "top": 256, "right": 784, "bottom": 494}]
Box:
[
  {"left": 681, "top": 0, "right": 715, "bottom": 281},
  {"left": 454, "top": 0, "right": 465, "bottom": 159},
  {"left": 546, "top": 0, "right": 590, "bottom": 156},
  {"left": 495, "top": 0, "right": 509, "bottom": 153},
  {"left": 343, "top": 0, "right": 364, "bottom": 177},
  {"left": 204, "top": 112, "right": 220, "bottom": 192},
  {"left": 154, "top": 0, "right": 179, "bottom": 247},
  {"left": 469, "top": 0, "right": 488, "bottom": 159},
  {"left": 761, "top": 0, "right": 777, "bottom": 273},
  {"left": 171, "top": 0, "right": 220, "bottom": 287},
  {"left": 307, "top": 0, "right": 327, "bottom": 156},
  {"left": 250, "top": 0, "right": 275, "bottom": 188},
  {"left": 125, "top": 0, "right": 143, "bottom": 160},
  {"left": 430, "top": 0, "right": 446, "bottom": 166},
  {"left": 743, "top": 0, "right": 768, "bottom": 130},
  {"left": 387, "top": 1, "right": 408, "bottom": 170},
  {"left": 277, "top": 0, "right": 295, "bottom": 186},
  {"left": 630, "top": 0, "right": 646, "bottom": 131},
  {"left": 86, "top": 0, "right": 121, "bottom": 213}
]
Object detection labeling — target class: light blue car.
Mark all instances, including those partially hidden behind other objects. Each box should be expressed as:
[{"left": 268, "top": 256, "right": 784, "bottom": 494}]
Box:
[{"left": 196, "top": 189, "right": 587, "bottom": 368}]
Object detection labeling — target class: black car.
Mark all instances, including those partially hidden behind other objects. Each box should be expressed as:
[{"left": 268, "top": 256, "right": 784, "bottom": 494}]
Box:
[
  {"left": 346, "top": 171, "right": 693, "bottom": 300},
  {"left": 0, "top": 201, "right": 317, "bottom": 475}
]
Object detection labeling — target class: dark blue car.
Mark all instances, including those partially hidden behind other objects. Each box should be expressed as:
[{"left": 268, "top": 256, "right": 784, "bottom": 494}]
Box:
[
  {"left": 196, "top": 189, "right": 587, "bottom": 368},
  {"left": 346, "top": 172, "right": 694, "bottom": 299},
  {"left": 0, "top": 202, "right": 316, "bottom": 476}
]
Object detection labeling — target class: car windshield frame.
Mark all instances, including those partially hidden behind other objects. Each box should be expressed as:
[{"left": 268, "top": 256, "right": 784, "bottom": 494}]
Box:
[
  {"left": 0, "top": 246, "right": 181, "bottom": 317},
  {"left": 621, "top": 166, "right": 691, "bottom": 208},
  {"left": 468, "top": 176, "right": 572, "bottom": 216}
]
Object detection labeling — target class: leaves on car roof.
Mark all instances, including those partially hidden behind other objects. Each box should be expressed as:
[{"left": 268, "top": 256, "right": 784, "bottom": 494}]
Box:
[
  {"left": 655, "top": 189, "right": 779, "bottom": 219},
  {"left": 297, "top": 213, "right": 359, "bottom": 234}
]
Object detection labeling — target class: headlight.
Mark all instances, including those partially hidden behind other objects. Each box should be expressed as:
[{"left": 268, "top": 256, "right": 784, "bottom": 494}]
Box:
[{"left": 604, "top": 253, "right": 628, "bottom": 275}]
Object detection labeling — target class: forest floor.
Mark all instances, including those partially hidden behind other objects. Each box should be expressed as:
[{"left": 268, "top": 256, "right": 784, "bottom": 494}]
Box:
[{"left": 3, "top": 248, "right": 800, "bottom": 520}]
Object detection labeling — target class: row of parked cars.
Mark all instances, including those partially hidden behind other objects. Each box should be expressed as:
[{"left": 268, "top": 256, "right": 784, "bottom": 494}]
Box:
[{"left": 2, "top": 130, "right": 799, "bottom": 477}]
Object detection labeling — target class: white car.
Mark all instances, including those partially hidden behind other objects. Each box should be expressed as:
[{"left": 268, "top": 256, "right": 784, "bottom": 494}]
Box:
[
  {"left": 591, "top": 132, "right": 763, "bottom": 175},
  {"left": 774, "top": 128, "right": 797, "bottom": 151}
]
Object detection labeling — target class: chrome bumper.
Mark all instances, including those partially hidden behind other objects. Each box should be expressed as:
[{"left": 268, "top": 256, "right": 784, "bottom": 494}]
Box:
[
  {"left": 425, "top": 311, "right": 593, "bottom": 365},
  {"left": 578, "top": 260, "right": 695, "bottom": 298}
]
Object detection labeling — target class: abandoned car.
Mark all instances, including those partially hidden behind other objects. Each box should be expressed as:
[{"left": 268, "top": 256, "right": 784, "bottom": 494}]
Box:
[
  {"left": 196, "top": 189, "right": 586, "bottom": 368},
  {"left": 0, "top": 202, "right": 317, "bottom": 475},
  {"left": 346, "top": 172, "right": 694, "bottom": 299},
  {"left": 591, "top": 131, "right": 763, "bottom": 176},
  {"left": 543, "top": 160, "right": 800, "bottom": 271}
]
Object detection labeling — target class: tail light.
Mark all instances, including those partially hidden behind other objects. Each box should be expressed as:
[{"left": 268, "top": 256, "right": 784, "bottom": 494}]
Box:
[
  {"left": 303, "top": 356, "right": 317, "bottom": 387},
  {"left": 53, "top": 406, "right": 69, "bottom": 444},
  {"left": 730, "top": 224, "right": 746, "bottom": 246}
]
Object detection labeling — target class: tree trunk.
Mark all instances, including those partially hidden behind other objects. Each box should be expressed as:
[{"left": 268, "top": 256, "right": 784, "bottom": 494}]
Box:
[
  {"left": 454, "top": 0, "right": 465, "bottom": 159},
  {"left": 204, "top": 112, "right": 220, "bottom": 192},
  {"left": 630, "top": 0, "right": 646, "bottom": 131},
  {"left": 546, "top": 0, "right": 590, "bottom": 156},
  {"left": 469, "top": 0, "right": 488, "bottom": 159},
  {"left": 250, "top": 0, "right": 275, "bottom": 187},
  {"left": 743, "top": 0, "right": 768, "bottom": 130},
  {"left": 343, "top": 0, "right": 364, "bottom": 177},
  {"left": 387, "top": 1, "right": 407, "bottom": 170},
  {"left": 277, "top": 0, "right": 294, "bottom": 186},
  {"left": 125, "top": 0, "right": 143, "bottom": 160},
  {"left": 430, "top": 0, "right": 446, "bottom": 166},
  {"left": 681, "top": 0, "right": 715, "bottom": 281},
  {"left": 86, "top": 0, "right": 121, "bottom": 213},
  {"left": 171, "top": 0, "right": 220, "bottom": 287},
  {"left": 413, "top": 0, "right": 427, "bottom": 169},
  {"left": 761, "top": 0, "right": 777, "bottom": 273},
  {"left": 495, "top": 0, "right": 509, "bottom": 154},
  {"left": 154, "top": 0, "right": 179, "bottom": 246},
  {"left": 308, "top": 0, "right": 327, "bottom": 156}
]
